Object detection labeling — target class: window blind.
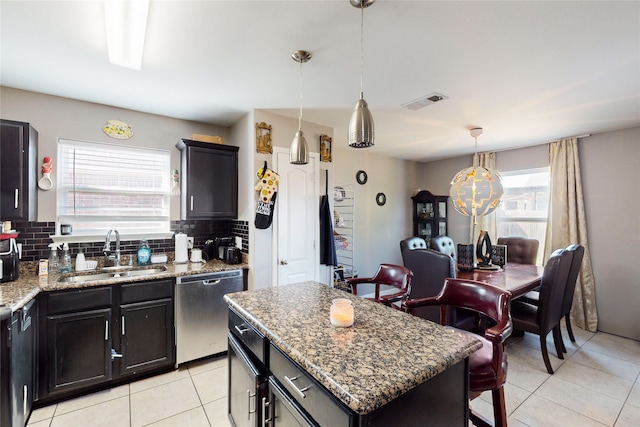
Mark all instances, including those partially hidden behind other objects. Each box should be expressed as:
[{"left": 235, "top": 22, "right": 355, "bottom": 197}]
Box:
[{"left": 57, "top": 138, "right": 170, "bottom": 236}]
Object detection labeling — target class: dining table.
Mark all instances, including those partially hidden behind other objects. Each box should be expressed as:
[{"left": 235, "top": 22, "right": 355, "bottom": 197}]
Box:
[{"left": 455, "top": 262, "right": 543, "bottom": 299}]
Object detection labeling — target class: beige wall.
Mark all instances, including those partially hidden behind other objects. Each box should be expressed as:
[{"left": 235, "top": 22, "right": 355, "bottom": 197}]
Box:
[{"left": 580, "top": 127, "right": 640, "bottom": 340}]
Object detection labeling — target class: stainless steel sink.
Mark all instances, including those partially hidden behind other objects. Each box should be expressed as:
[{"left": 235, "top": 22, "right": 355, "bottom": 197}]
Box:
[{"left": 59, "top": 266, "right": 168, "bottom": 283}]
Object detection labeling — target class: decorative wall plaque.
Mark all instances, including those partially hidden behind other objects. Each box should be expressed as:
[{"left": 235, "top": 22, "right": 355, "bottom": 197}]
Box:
[
  {"left": 320, "top": 134, "right": 332, "bottom": 162},
  {"left": 256, "top": 122, "right": 272, "bottom": 154}
]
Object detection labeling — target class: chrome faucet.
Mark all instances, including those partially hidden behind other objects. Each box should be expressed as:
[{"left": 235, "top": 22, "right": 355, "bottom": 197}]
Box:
[{"left": 103, "top": 229, "right": 121, "bottom": 266}]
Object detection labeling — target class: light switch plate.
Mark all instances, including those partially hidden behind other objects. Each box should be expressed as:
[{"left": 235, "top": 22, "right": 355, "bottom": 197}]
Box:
[{"left": 187, "top": 237, "right": 194, "bottom": 249}]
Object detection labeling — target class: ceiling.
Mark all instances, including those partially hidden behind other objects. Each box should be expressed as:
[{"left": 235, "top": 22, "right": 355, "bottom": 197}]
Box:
[{"left": 1, "top": 0, "right": 639, "bottom": 162}]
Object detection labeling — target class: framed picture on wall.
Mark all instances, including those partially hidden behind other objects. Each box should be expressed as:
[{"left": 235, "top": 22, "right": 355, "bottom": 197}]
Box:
[{"left": 320, "top": 134, "right": 332, "bottom": 162}]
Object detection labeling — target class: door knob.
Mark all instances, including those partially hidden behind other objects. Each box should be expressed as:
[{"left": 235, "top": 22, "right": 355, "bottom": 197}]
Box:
[{"left": 280, "top": 259, "right": 288, "bottom": 265}]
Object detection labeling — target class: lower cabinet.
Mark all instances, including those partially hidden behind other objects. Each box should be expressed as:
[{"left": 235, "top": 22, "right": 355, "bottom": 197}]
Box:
[{"left": 38, "top": 279, "right": 175, "bottom": 403}]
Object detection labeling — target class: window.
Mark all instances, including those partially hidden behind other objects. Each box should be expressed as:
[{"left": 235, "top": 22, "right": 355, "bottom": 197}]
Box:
[
  {"left": 57, "top": 139, "right": 170, "bottom": 237},
  {"left": 496, "top": 167, "right": 550, "bottom": 264}
]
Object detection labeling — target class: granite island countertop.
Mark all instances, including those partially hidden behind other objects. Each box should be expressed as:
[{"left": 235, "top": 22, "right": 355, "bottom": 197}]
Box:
[
  {"left": 224, "top": 281, "right": 482, "bottom": 415},
  {"left": 0, "top": 259, "right": 248, "bottom": 312}
]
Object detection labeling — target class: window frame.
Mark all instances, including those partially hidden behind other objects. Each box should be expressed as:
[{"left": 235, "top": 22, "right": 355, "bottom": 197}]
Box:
[
  {"left": 496, "top": 167, "right": 550, "bottom": 264},
  {"left": 54, "top": 138, "right": 173, "bottom": 243}
]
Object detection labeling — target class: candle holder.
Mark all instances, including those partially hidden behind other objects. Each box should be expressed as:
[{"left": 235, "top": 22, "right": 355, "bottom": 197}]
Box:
[{"left": 330, "top": 298, "right": 354, "bottom": 327}]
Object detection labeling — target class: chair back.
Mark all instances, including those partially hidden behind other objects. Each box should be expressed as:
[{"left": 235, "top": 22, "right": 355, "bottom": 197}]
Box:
[
  {"left": 497, "top": 236, "right": 539, "bottom": 264},
  {"left": 347, "top": 263, "right": 413, "bottom": 308},
  {"left": 537, "top": 248, "right": 572, "bottom": 334},
  {"left": 429, "top": 279, "right": 512, "bottom": 333},
  {"left": 430, "top": 235, "right": 456, "bottom": 259},
  {"left": 399, "top": 237, "right": 427, "bottom": 261},
  {"left": 400, "top": 249, "right": 452, "bottom": 322},
  {"left": 562, "top": 244, "right": 585, "bottom": 316}
]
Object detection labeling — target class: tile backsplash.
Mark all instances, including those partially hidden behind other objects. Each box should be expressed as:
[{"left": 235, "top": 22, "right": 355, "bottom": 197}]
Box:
[{"left": 10, "top": 220, "right": 249, "bottom": 262}]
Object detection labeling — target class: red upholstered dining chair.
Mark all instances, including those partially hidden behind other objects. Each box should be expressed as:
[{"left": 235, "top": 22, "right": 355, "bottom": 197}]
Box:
[
  {"left": 497, "top": 236, "right": 539, "bottom": 264},
  {"left": 402, "top": 279, "right": 513, "bottom": 427},
  {"left": 510, "top": 248, "right": 572, "bottom": 374},
  {"left": 346, "top": 264, "right": 413, "bottom": 309}
]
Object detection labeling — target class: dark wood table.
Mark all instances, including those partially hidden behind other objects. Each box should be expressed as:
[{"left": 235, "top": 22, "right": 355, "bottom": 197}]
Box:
[{"left": 455, "top": 263, "right": 544, "bottom": 298}]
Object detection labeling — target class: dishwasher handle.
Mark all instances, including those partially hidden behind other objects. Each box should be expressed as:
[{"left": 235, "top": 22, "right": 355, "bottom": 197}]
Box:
[{"left": 202, "top": 279, "right": 221, "bottom": 285}]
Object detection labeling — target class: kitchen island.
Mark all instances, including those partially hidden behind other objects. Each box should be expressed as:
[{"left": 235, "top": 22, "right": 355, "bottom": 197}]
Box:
[{"left": 224, "top": 281, "right": 482, "bottom": 426}]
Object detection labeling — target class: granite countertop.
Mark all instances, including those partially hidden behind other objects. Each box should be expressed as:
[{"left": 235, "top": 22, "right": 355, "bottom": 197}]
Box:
[
  {"left": 0, "top": 259, "right": 248, "bottom": 312},
  {"left": 224, "top": 281, "right": 482, "bottom": 415}
]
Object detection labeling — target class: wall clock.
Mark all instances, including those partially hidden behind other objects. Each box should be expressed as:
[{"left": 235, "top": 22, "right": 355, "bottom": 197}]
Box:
[
  {"left": 376, "top": 192, "right": 387, "bottom": 206},
  {"left": 356, "top": 170, "right": 368, "bottom": 185}
]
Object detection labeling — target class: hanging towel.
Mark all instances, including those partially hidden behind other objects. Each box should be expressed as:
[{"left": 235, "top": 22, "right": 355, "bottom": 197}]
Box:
[{"left": 320, "top": 170, "right": 338, "bottom": 266}]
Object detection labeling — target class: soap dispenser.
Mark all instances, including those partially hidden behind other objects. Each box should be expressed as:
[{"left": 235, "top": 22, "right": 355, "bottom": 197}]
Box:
[
  {"left": 137, "top": 239, "right": 151, "bottom": 266},
  {"left": 48, "top": 243, "right": 59, "bottom": 274},
  {"left": 59, "top": 242, "right": 72, "bottom": 273},
  {"left": 75, "top": 245, "right": 87, "bottom": 271}
]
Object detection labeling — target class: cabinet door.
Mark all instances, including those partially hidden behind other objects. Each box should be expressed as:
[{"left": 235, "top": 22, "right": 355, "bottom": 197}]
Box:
[
  {"left": 0, "top": 120, "right": 37, "bottom": 221},
  {"left": 119, "top": 298, "right": 174, "bottom": 375},
  {"left": 228, "top": 333, "right": 266, "bottom": 427},
  {"left": 46, "top": 308, "right": 112, "bottom": 395},
  {"left": 183, "top": 143, "right": 238, "bottom": 219}
]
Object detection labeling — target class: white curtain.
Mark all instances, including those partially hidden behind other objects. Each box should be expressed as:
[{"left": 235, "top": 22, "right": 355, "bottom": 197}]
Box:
[
  {"left": 469, "top": 152, "right": 498, "bottom": 244},
  {"left": 545, "top": 138, "right": 598, "bottom": 332}
]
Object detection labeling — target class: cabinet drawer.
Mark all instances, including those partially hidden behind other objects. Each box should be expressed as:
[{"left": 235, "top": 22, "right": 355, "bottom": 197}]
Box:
[
  {"left": 228, "top": 308, "right": 267, "bottom": 365},
  {"left": 269, "top": 343, "right": 352, "bottom": 427},
  {"left": 121, "top": 279, "right": 173, "bottom": 304},
  {"left": 47, "top": 287, "right": 112, "bottom": 315}
]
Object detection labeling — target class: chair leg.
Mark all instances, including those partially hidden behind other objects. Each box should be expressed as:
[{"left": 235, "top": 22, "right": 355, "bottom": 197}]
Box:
[
  {"left": 540, "top": 335, "right": 555, "bottom": 374},
  {"left": 553, "top": 326, "right": 565, "bottom": 358},
  {"left": 492, "top": 387, "right": 508, "bottom": 427},
  {"left": 565, "top": 313, "right": 576, "bottom": 342}
]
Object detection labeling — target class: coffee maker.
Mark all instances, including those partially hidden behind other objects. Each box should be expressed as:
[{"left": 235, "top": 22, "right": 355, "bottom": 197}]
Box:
[{"left": 0, "top": 235, "right": 19, "bottom": 282}]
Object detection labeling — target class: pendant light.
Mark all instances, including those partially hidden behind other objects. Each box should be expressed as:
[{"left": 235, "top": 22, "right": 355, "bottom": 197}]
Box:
[
  {"left": 449, "top": 128, "right": 504, "bottom": 218},
  {"left": 290, "top": 50, "right": 311, "bottom": 164},
  {"left": 348, "top": 0, "right": 375, "bottom": 148}
]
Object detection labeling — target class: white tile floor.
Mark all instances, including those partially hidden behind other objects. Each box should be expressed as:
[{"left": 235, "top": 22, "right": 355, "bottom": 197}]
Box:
[{"left": 28, "top": 324, "right": 639, "bottom": 427}]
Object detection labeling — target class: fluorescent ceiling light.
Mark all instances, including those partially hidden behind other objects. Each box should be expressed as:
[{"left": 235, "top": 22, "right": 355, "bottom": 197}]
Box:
[{"left": 104, "top": 0, "right": 149, "bottom": 70}]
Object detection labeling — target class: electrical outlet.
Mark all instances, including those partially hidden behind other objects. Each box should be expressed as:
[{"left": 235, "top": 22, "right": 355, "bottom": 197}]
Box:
[{"left": 187, "top": 237, "right": 194, "bottom": 249}]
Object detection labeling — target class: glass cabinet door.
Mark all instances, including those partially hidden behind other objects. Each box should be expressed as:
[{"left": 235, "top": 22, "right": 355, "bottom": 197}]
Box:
[{"left": 416, "top": 202, "right": 435, "bottom": 220}]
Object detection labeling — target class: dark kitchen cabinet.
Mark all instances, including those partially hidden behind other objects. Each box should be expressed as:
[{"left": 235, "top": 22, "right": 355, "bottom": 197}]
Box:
[
  {"left": 411, "top": 190, "right": 449, "bottom": 247},
  {"left": 0, "top": 119, "right": 38, "bottom": 221},
  {"left": 0, "top": 300, "right": 37, "bottom": 427},
  {"left": 119, "top": 280, "right": 174, "bottom": 376},
  {"left": 37, "top": 279, "right": 175, "bottom": 403},
  {"left": 175, "top": 139, "right": 239, "bottom": 220}
]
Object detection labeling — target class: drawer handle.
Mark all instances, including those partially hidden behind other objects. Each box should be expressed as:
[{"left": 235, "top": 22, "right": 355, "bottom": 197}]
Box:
[
  {"left": 262, "top": 396, "right": 271, "bottom": 427},
  {"left": 284, "top": 375, "right": 310, "bottom": 399},
  {"left": 247, "top": 389, "right": 257, "bottom": 420},
  {"left": 235, "top": 324, "right": 250, "bottom": 335}
]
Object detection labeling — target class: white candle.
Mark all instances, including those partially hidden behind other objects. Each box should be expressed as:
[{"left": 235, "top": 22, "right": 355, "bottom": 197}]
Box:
[{"left": 330, "top": 298, "right": 354, "bottom": 327}]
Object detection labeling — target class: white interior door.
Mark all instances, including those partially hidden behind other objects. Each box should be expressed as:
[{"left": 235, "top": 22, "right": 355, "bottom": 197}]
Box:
[{"left": 273, "top": 149, "right": 319, "bottom": 286}]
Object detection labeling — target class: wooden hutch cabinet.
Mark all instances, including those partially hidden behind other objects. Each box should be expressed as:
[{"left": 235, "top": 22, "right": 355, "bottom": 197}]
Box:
[{"left": 411, "top": 190, "right": 449, "bottom": 246}]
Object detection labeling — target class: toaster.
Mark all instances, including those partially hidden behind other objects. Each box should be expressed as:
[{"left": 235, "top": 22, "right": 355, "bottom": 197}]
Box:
[{"left": 223, "top": 247, "right": 242, "bottom": 264}]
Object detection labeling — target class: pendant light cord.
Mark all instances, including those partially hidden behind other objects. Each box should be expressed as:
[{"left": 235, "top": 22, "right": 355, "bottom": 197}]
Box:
[
  {"left": 298, "top": 58, "right": 303, "bottom": 131},
  {"left": 359, "top": 5, "right": 364, "bottom": 99}
]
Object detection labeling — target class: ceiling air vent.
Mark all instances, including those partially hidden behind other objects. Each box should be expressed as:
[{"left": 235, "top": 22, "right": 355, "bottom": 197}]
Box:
[{"left": 401, "top": 92, "right": 449, "bottom": 111}]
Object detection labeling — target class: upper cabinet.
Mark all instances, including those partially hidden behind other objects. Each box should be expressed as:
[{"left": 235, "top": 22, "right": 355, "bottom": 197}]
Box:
[
  {"left": 411, "top": 190, "right": 448, "bottom": 246},
  {"left": 0, "top": 119, "right": 38, "bottom": 221},
  {"left": 175, "top": 139, "right": 239, "bottom": 220}
]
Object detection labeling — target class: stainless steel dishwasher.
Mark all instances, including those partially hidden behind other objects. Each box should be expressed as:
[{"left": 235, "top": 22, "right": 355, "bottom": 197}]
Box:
[{"left": 175, "top": 269, "right": 243, "bottom": 365}]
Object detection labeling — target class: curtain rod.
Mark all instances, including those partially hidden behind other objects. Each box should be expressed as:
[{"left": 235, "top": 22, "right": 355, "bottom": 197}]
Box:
[{"left": 490, "top": 133, "right": 591, "bottom": 154}]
